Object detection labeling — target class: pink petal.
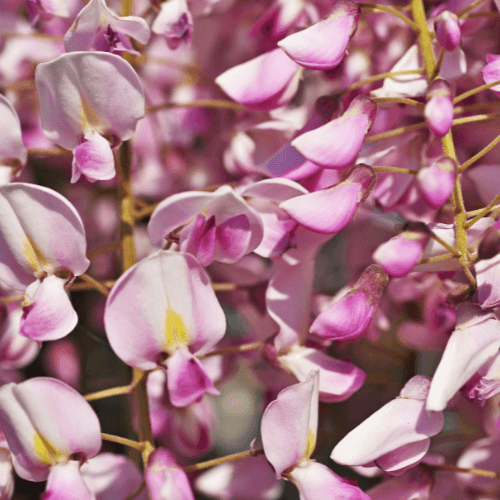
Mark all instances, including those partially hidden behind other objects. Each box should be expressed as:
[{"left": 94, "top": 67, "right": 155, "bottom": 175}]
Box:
[
  {"left": 104, "top": 251, "right": 226, "bottom": 370},
  {"left": 332, "top": 376, "right": 443, "bottom": 469},
  {"left": 179, "top": 215, "right": 216, "bottom": 267},
  {"left": 373, "top": 233, "right": 426, "bottom": 278},
  {"left": 64, "top": 0, "right": 150, "bottom": 52},
  {"left": 166, "top": 348, "right": 220, "bottom": 408},
  {"left": 483, "top": 53, "right": 500, "bottom": 94},
  {"left": 0, "top": 183, "right": 89, "bottom": 291},
  {"left": 292, "top": 96, "right": 377, "bottom": 168},
  {"left": 152, "top": 0, "right": 193, "bottom": 50},
  {"left": 476, "top": 253, "right": 500, "bottom": 309},
  {"left": 0, "top": 94, "right": 27, "bottom": 181},
  {"left": 0, "top": 378, "right": 101, "bottom": 481},
  {"left": 261, "top": 372, "right": 319, "bottom": 477},
  {"left": 72, "top": 132, "right": 115, "bottom": 183},
  {"left": 417, "top": 156, "right": 456, "bottom": 208},
  {"left": 215, "top": 48, "right": 301, "bottom": 110},
  {"left": 21, "top": 276, "right": 77, "bottom": 342},
  {"left": 426, "top": 303, "right": 500, "bottom": 411},
  {"left": 278, "top": 347, "right": 365, "bottom": 403},
  {"left": 35, "top": 52, "right": 145, "bottom": 149},
  {"left": 288, "top": 462, "right": 370, "bottom": 500},
  {"left": 375, "top": 439, "right": 431, "bottom": 475},
  {"left": 215, "top": 214, "right": 252, "bottom": 263},
  {"left": 81, "top": 453, "right": 147, "bottom": 500},
  {"left": 145, "top": 449, "right": 194, "bottom": 500},
  {"left": 366, "top": 467, "right": 432, "bottom": 500},
  {"left": 435, "top": 11, "right": 461, "bottom": 51},
  {"left": 278, "top": 0, "right": 359, "bottom": 70},
  {"left": 424, "top": 80, "right": 453, "bottom": 137},
  {"left": 41, "top": 461, "right": 94, "bottom": 500},
  {"left": 194, "top": 455, "right": 283, "bottom": 500}
]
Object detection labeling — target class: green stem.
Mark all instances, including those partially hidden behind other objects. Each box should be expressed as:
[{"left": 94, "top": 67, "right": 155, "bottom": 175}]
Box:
[{"left": 183, "top": 448, "right": 265, "bottom": 473}]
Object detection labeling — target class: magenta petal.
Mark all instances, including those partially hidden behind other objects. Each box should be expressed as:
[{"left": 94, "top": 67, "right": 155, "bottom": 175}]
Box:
[
  {"left": 477, "top": 253, "right": 500, "bottom": 309},
  {"left": 21, "top": 276, "right": 77, "bottom": 342},
  {"left": 72, "top": 133, "right": 115, "bottom": 183},
  {"left": 435, "top": 11, "right": 461, "bottom": 52},
  {"left": 215, "top": 48, "right": 301, "bottom": 110},
  {"left": 145, "top": 448, "right": 194, "bottom": 500},
  {"left": 367, "top": 467, "right": 432, "bottom": 500},
  {"left": 261, "top": 372, "right": 319, "bottom": 477},
  {"left": 180, "top": 215, "right": 216, "bottom": 267},
  {"left": 288, "top": 462, "right": 370, "bottom": 500},
  {"left": 278, "top": 0, "right": 359, "bottom": 70},
  {"left": 166, "top": 348, "right": 220, "bottom": 407},
  {"left": 311, "top": 293, "right": 373, "bottom": 340},
  {"left": 280, "top": 183, "right": 360, "bottom": 234},
  {"left": 373, "top": 234, "right": 425, "bottom": 277},
  {"left": 292, "top": 96, "right": 376, "bottom": 169},
  {"left": 41, "top": 461, "right": 94, "bottom": 500},
  {"left": 417, "top": 157, "right": 456, "bottom": 208},
  {"left": 194, "top": 455, "right": 283, "bottom": 500},
  {"left": 483, "top": 54, "right": 500, "bottom": 94},
  {"left": 215, "top": 214, "right": 251, "bottom": 263}
]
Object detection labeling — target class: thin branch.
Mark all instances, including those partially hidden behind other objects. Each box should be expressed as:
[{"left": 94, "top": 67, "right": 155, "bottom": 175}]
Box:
[
  {"left": 452, "top": 112, "right": 500, "bottom": 126},
  {"left": 28, "top": 148, "right": 72, "bottom": 156},
  {"left": 465, "top": 191, "right": 500, "bottom": 228},
  {"left": 87, "top": 242, "right": 121, "bottom": 258},
  {"left": 458, "top": 133, "right": 500, "bottom": 172},
  {"left": 77, "top": 273, "right": 110, "bottom": 297},
  {"left": 426, "top": 462, "right": 500, "bottom": 477},
  {"left": 101, "top": 433, "right": 145, "bottom": 452},
  {"left": 341, "top": 69, "right": 425, "bottom": 94},
  {"left": 358, "top": 3, "right": 420, "bottom": 30},
  {"left": 364, "top": 122, "right": 427, "bottom": 142},
  {"left": 371, "top": 96, "right": 425, "bottom": 108},
  {"left": 429, "top": 231, "right": 460, "bottom": 256},
  {"left": 84, "top": 370, "right": 145, "bottom": 401},
  {"left": 147, "top": 99, "right": 245, "bottom": 114},
  {"left": 69, "top": 281, "right": 116, "bottom": 292},
  {"left": 197, "top": 341, "right": 264, "bottom": 360},
  {"left": 457, "top": 0, "right": 488, "bottom": 17},
  {"left": 466, "top": 203, "right": 500, "bottom": 217},
  {"left": 416, "top": 252, "right": 457, "bottom": 265},
  {"left": 454, "top": 101, "right": 500, "bottom": 114},
  {"left": 183, "top": 448, "right": 265, "bottom": 473},
  {"left": 454, "top": 79, "right": 500, "bottom": 104},
  {"left": 373, "top": 166, "right": 419, "bottom": 174}
]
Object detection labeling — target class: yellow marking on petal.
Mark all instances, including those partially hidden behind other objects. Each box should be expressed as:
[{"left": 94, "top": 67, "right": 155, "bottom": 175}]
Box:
[
  {"left": 165, "top": 308, "right": 189, "bottom": 354},
  {"left": 305, "top": 429, "right": 316, "bottom": 459},
  {"left": 22, "top": 235, "right": 50, "bottom": 274},
  {"left": 80, "top": 97, "right": 102, "bottom": 135},
  {"left": 33, "top": 431, "right": 66, "bottom": 466}
]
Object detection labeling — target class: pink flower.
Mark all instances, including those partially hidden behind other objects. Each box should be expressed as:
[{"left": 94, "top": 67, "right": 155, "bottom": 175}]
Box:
[{"left": 332, "top": 376, "right": 444, "bottom": 475}]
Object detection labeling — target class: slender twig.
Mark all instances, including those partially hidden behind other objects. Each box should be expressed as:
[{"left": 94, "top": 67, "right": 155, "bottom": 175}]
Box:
[
  {"left": 426, "top": 462, "right": 500, "bottom": 478},
  {"left": 457, "top": 0, "right": 488, "bottom": 17},
  {"left": 87, "top": 242, "right": 121, "bottom": 258},
  {"left": 101, "top": 433, "right": 145, "bottom": 451},
  {"left": 365, "top": 122, "right": 427, "bottom": 142},
  {"left": 429, "top": 231, "right": 461, "bottom": 256},
  {"left": 373, "top": 166, "right": 419, "bottom": 174},
  {"left": 453, "top": 112, "right": 500, "bottom": 126},
  {"left": 0, "top": 294, "right": 23, "bottom": 304},
  {"left": 466, "top": 11, "right": 500, "bottom": 18},
  {"left": 431, "top": 48, "right": 445, "bottom": 81},
  {"left": 84, "top": 371, "right": 145, "bottom": 401},
  {"left": 28, "top": 148, "right": 72, "bottom": 156},
  {"left": 454, "top": 101, "right": 500, "bottom": 114},
  {"left": 69, "top": 281, "right": 116, "bottom": 292},
  {"left": 465, "top": 191, "right": 500, "bottom": 228},
  {"left": 371, "top": 97, "right": 425, "bottom": 108},
  {"left": 183, "top": 448, "right": 265, "bottom": 473},
  {"left": 466, "top": 203, "right": 500, "bottom": 218},
  {"left": 147, "top": 99, "right": 245, "bottom": 114},
  {"left": 454, "top": 79, "right": 500, "bottom": 104},
  {"left": 359, "top": 3, "right": 420, "bottom": 30},
  {"left": 458, "top": 133, "right": 500, "bottom": 172},
  {"left": 416, "top": 252, "right": 457, "bottom": 265},
  {"left": 341, "top": 69, "right": 425, "bottom": 94},
  {"left": 197, "top": 342, "right": 264, "bottom": 360},
  {"left": 1, "top": 32, "right": 64, "bottom": 40},
  {"left": 77, "top": 273, "right": 110, "bottom": 297}
]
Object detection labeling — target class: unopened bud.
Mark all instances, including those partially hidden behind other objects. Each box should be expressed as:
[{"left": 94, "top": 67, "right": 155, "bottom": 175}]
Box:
[
  {"left": 478, "top": 220, "right": 500, "bottom": 260},
  {"left": 417, "top": 156, "right": 456, "bottom": 208},
  {"left": 435, "top": 11, "right": 461, "bottom": 52},
  {"left": 425, "top": 79, "right": 453, "bottom": 138}
]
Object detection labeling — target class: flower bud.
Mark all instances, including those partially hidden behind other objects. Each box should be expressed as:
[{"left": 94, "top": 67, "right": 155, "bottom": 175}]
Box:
[
  {"left": 373, "top": 225, "right": 430, "bottom": 278},
  {"left": 279, "top": 164, "right": 376, "bottom": 234},
  {"left": 435, "top": 11, "right": 461, "bottom": 52},
  {"left": 310, "top": 265, "right": 388, "bottom": 340},
  {"left": 478, "top": 219, "right": 500, "bottom": 260},
  {"left": 152, "top": 0, "right": 193, "bottom": 50},
  {"left": 417, "top": 156, "right": 456, "bottom": 208},
  {"left": 424, "top": 79, "right": 453, "bottom": 137},
  {"left": 292, "top": 96, "right": 377, "bottom": 169},
  {"left": 278, "top": 0, "right": 359, "bottom": 70}
]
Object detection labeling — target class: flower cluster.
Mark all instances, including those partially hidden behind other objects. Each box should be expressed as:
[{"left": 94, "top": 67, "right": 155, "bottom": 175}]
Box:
[{"left": 1, "top": 0, "right": 500, "bottom": 498}]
